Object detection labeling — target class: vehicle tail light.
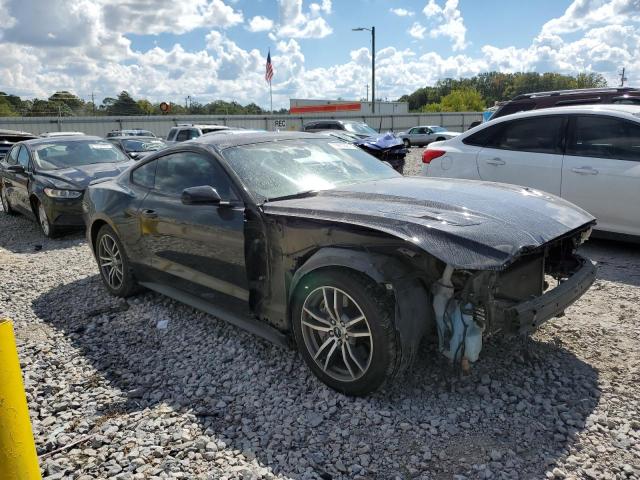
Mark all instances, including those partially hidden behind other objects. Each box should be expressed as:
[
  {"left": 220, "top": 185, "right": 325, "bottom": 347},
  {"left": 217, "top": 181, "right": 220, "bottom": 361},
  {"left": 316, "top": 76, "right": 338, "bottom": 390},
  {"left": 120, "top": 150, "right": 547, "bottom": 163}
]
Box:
[{"left": 422, "top": 149, "right": 446, "bottom": 164}]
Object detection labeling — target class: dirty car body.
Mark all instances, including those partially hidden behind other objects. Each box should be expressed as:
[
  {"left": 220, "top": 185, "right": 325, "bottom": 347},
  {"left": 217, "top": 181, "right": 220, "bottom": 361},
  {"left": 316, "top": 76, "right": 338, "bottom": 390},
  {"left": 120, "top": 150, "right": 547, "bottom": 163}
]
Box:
[{"left": 83, "top": 132, "right": 596, "bottom": 395}]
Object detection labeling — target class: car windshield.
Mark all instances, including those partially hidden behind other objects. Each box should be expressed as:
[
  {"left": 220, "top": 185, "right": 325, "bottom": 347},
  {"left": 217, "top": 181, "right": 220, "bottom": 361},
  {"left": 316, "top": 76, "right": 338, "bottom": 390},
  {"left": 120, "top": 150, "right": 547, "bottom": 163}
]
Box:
[
  {"left": 32, "top": 140, "right": 128, "bottom": 170},
  {"left": 121, "top": 139, "right": 167, "bottom": 152},
  {"left": 343, "top": 123, "right": 378, "bottom": 136},
  {"left": 223, "top": 139, "right": 399, "bottom": 202},
  {"left": 431, "top": 126, "right": 447, "bottom": 133}
]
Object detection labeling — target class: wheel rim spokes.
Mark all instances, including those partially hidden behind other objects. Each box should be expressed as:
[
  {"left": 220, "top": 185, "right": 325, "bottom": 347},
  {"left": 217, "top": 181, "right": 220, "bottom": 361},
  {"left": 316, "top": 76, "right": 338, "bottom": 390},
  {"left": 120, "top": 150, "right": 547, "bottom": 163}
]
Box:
[
  {"left": 98, "top": 234, "right": 123, "bottom": 289},
  {"left": 301, "top": 286, "right": 373, "bottom": 382}
]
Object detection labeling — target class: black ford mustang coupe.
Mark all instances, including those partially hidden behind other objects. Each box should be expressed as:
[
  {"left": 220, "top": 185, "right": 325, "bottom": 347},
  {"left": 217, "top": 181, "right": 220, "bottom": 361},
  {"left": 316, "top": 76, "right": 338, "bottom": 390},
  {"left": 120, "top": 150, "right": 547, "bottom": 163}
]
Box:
[
  {"left": 0, "top": 136, "right": 131, "bottom": 237},
  {"left": 83, "top": 132, "right": 596, "bottom": 395}
]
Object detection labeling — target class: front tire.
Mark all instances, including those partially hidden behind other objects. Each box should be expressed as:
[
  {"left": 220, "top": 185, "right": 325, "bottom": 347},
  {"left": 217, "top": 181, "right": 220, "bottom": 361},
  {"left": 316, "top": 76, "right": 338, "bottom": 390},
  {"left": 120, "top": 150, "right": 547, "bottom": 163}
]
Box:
[
  {"left": 36, "top": 200, "right": 58, "bottom": 238},
  {"left": 1, "top": 184, "right": 16, "bottom": 215},
  {"left": 403, "top": 138, "right": 411, "bottom": 148},
  {"left": 292, "top": 270, "right": 398, "bottom": 396},
  {"left": 95, "top": 224, "right": 139, "bottom": 297}
]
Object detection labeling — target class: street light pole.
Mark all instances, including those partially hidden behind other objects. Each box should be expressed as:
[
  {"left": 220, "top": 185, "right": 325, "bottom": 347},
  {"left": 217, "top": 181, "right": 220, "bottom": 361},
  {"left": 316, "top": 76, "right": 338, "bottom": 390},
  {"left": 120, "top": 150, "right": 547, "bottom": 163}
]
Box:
[{"left": 353, "top": 26, "right": 376, "bottom": 114}]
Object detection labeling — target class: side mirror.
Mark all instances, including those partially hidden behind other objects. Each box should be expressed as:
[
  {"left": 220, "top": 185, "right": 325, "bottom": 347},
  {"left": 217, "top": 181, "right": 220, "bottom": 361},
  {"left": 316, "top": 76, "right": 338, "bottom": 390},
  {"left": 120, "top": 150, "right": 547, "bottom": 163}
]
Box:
[
  {"left": 7, "top": 165, "right": 25, "bottom": 174},
  {"left": 181, "top": 185, "right": 223, "bottom": 205}
]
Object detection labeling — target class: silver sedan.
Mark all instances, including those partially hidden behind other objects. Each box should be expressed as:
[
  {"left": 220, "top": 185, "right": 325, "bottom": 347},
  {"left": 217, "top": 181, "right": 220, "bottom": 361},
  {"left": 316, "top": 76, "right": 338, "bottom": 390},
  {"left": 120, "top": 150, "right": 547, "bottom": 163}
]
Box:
[{"left": 397, "top": 126, "right": 459, "bottom": 147}]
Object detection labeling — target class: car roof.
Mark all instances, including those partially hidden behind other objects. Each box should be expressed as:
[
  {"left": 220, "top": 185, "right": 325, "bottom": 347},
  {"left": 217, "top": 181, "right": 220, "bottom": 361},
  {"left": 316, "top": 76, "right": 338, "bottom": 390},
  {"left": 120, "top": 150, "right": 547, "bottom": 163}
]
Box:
[
  {"left": 192, "top": 131, "right": 330, "bottom": 149},
  {"left": 111, "top": 135, "right": 163, "bottom": 141},
  {"left": 0, "top": 128, "right": 38, "bottom": 137},
  {"left": 488, "top": 103, "right": 640, "bottom": 122},
  {"left": 22, "top": 135, "right": 107, "bottom": 146}
]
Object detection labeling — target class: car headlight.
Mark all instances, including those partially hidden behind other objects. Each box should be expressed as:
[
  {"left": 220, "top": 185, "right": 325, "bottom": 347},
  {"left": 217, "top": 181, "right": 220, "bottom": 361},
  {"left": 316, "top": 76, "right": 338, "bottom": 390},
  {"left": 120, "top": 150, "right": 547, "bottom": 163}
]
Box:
[{"left": 44, "top": 188, "right": 82, "bottom": 199}]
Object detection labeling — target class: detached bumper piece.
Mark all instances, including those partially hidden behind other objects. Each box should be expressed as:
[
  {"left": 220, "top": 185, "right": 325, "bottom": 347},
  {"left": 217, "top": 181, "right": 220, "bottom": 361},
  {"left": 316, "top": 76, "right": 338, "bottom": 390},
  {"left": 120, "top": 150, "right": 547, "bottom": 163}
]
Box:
[{"left": 503, "top": 256, "right": 596, "bottom": 334}]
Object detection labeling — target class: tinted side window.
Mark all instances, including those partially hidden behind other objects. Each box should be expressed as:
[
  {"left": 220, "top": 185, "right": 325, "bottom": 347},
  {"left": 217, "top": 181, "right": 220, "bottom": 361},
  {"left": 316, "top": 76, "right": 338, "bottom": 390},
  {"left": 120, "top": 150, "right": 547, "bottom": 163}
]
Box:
[
  {"left": 17, "top": 146, "right": 31, "bottom": 168},
  {"left": 175, "top": 129, "right": 191, "bottom": 142},
  {"left": 491, "top": 116, "right": 564, "bottom": 154},
  {"left": 463, "top": 123, "right": 504, "bottom": 147},
  {"left": 167, "top": 128, "right": 177, "bottom": 141},
  {"left": 303, "top": 123, "right": 317, "bottom": 131},
  {"left": 494, "top": 101, "right": 536, "bottom": 118},
  {"left": 6, "top": 146, "right": 20, "bottom": 165},
  {"left": 154, "top": 152, "right": 235, "bottom": 198},
  {"left": 131, "top": 160, "right": 157, "bottom": 188},
  {"left": 567, "top": 115, "right": 640, "bottom": 161}
]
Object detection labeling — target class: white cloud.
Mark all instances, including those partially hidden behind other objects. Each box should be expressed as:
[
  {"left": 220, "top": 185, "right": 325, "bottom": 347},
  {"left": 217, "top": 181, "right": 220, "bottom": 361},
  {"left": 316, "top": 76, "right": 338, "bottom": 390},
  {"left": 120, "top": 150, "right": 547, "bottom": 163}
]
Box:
[
  {"left": 0, "top": 0, "right": 639, "bottom": 110},
  {"left": 422, "top": 0, "right": 468, "bottom": 51},
  {"left": 542, "top": 0, "right": 640, "bottom": 35},
  {"left": 390, "top": 8, "right": 414, "bottom": 17},
  {"left": 247, "top": 15, "right": 274, "bottom": 32},
  {"left": 275, "top": 0, "right": 333, "bottom": 39},
  {"left": 408, "top": 22, "right": 426, "bottom": 40}
]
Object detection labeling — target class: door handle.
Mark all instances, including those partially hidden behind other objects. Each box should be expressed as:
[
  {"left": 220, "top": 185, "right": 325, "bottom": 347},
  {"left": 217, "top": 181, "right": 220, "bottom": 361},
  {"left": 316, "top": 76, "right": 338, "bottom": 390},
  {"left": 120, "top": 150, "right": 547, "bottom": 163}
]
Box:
[
  {"left": 486, "top": 158, "right": 505, "bottom": 166},
  {"left": 571, "top": 167, "right": 599, "bottom": 175},
  {"left": 141, "top": 209, "right": 158, "bottom": 218}
]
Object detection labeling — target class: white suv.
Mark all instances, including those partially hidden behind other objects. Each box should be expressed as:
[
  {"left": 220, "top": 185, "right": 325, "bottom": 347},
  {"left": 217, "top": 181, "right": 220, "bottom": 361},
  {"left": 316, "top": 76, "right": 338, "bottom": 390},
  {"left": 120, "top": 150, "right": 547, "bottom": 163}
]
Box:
[
  {"left": 421, "top": 105, "right": 640, "bottom": 238},
  {"left": 166, "top": 124, "right": 230, "bottom": 143}
]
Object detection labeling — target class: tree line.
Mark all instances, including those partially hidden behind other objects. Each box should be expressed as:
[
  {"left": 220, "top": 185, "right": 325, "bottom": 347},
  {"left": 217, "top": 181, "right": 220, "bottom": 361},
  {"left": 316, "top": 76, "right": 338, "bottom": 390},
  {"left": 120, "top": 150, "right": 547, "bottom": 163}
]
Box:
[
  {"left": 0, "top": 90, "right": 285, "bottom": 117},
  {"left": 398, "top": 71, "right": 609, "bottom": 112},
  {"left": 0, "top": 71, "right": 610, "bottom": 117}
]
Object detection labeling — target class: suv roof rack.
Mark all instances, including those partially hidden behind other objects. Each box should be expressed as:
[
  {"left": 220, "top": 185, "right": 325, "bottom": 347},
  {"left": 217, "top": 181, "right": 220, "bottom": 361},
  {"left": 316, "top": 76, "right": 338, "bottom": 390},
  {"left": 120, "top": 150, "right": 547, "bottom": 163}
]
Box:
[{"left": 513, "top": 87, "right": 638, "bottom": 101}]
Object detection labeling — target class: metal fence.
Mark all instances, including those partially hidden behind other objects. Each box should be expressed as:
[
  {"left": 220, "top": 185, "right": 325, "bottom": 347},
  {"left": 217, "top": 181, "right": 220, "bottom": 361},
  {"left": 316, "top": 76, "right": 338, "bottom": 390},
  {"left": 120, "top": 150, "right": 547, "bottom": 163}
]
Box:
[{"left": 0, "top": 112, "right": 482, "bottom": 138}]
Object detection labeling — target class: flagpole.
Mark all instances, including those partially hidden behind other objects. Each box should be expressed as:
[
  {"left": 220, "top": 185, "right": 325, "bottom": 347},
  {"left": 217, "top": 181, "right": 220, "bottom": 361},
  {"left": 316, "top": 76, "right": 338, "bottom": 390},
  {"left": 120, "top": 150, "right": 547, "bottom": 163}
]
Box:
[{"left": 270, "top": 80, "right": 273, "bottom": 115}]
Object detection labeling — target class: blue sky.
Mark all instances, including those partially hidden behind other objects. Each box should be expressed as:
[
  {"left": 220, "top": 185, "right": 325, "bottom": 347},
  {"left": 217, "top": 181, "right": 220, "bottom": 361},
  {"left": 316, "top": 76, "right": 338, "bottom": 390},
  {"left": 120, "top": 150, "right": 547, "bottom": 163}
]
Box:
[{"left": 0, "top": 0, "right": 638, "bottom": 108}]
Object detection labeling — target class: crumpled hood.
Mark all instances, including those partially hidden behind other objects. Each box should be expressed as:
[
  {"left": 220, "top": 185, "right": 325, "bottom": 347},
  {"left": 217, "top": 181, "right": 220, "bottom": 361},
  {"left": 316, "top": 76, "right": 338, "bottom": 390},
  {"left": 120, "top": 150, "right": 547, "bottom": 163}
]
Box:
[
  {"left": 262, "top": 176, "right": 595, "bottom": 270},
  {"left": 36, "top": 161, "right": 132, "bottom": 189},
  {"left": 355, "top": 132, "right": 404, "bottom": 150}
]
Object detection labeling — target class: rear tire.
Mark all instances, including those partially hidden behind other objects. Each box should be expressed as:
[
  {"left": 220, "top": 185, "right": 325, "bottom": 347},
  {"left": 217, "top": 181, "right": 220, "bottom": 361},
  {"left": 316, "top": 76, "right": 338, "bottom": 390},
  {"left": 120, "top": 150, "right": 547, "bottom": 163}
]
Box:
[
  {"left": 436, "top": 137, "right": 445, "bottom": 141},
  {"left": 0, "top": 184, "right": 16, "bottom": 215},
  {"left": 292, "top": 269, "right": 398, "bottom": 396},
  {"left": 95, "top": 224, "right": 139, "bottom": 297}
]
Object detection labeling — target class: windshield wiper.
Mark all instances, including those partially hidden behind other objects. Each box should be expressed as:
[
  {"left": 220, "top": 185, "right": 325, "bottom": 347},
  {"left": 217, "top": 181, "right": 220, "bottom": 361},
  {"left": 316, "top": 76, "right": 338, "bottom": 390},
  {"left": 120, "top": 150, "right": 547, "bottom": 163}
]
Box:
[{"left": 263, "top": 190, "right": 318, "bottom": 203}]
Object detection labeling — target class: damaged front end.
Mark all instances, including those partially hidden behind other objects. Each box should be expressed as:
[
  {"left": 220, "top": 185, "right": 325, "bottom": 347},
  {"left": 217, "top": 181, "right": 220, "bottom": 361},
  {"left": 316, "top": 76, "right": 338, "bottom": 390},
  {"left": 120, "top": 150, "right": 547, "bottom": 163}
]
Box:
[
  {"left": 355, "top": 133, "right": 408, "bottom": 173},
  {"left": 430, "top": 229, "right": 596, "bottom": 368}
]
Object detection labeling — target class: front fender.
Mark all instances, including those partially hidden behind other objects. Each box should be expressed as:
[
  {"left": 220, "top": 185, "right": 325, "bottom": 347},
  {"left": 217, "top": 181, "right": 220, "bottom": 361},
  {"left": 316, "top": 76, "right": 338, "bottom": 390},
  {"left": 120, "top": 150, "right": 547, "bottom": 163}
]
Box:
[{"left": 290, "top": 247, "right": 432, "bottom": 374}]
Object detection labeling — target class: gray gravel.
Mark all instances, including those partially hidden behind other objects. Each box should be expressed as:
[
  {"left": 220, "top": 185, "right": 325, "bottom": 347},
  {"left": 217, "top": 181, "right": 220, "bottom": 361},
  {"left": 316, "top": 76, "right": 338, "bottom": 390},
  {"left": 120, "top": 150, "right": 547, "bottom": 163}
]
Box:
[{"left": 1, "top": 173, "right": 639, "bottom": 479}]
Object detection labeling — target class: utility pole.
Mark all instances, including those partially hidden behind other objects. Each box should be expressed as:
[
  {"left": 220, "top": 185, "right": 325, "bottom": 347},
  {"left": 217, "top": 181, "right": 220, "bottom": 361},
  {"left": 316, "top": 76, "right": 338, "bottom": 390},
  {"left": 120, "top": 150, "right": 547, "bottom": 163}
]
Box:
[
  {"left": 619, "top": 67, "right": 628, "bottom": 87},
  {"left": 91, "top": 92, "right": 95, "bottom": 115},
  {"left": 353, "top": 26, "right": 376, "bottom": 113},
  {"left": 366, "top": 84, "right": 369, "bottom": 102}
]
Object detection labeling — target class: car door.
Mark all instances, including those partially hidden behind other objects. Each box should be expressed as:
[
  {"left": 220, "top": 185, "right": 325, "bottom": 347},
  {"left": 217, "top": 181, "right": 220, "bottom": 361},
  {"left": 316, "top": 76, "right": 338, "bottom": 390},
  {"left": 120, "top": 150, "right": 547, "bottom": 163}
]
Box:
[
  {"left": 476, "top": 115, "right": 566, "bottom": 195},
  {"left": 12, "top": 146, "right": 34, "bottom": 213},
  {"left": 136, "top": 149, "right": 249, "bottom": 302},
  {"left": 561, "top": 114, "right": 640, "bottom": 236},
  {"left": 422, "top": 128, "right": 436, "bottom": 145},
  {"left": 1, "top": 146, "right": 21, "bottom": 206}
]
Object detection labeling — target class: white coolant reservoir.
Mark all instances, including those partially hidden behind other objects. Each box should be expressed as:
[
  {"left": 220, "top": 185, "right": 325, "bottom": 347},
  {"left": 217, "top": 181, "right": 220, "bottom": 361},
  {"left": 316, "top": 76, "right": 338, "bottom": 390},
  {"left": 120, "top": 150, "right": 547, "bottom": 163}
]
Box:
[{"left": 431, "top": 266, "right": 484, "bottom": 363}]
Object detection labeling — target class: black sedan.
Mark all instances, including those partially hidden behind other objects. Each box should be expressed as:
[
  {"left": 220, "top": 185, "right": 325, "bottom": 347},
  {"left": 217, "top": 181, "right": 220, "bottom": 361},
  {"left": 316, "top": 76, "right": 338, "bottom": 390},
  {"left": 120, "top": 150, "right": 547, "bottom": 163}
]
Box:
[
  {"left": 107, "top": 136, "right": 168, "bottom": 160},
  {"left": 83, "top": 132, "right": 596, "bottom": 395},
  {"left": 0, "top": 136, "right": 131, "bottom": 237}
]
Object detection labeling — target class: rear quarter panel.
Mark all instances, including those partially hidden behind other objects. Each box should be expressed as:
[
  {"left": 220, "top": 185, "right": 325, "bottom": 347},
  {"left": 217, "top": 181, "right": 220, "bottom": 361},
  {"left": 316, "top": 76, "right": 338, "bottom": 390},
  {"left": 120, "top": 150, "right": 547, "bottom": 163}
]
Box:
[{"left": 422, "top": 140, "right": 483, "bottom": 180}]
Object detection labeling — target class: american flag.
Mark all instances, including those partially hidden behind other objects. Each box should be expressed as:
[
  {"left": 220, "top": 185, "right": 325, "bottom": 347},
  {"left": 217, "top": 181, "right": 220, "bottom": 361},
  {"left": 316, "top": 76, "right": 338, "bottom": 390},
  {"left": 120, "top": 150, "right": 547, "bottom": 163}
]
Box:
[{"left": 265, "top": 50, "right": 274, "bottom": 83}]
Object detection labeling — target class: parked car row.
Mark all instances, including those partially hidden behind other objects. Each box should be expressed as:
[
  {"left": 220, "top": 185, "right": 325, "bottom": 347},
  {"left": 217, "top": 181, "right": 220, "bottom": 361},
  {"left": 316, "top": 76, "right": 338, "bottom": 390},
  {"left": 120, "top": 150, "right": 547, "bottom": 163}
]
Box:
[{"left": 0, "top": 125, "right": 597, "bottom": 395}]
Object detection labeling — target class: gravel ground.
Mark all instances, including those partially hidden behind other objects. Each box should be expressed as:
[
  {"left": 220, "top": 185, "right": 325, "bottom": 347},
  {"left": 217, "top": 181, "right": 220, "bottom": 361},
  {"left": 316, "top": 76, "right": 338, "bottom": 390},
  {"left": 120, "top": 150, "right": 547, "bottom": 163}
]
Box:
[{"left": 1, "top": 153, "right": 639, "bottom": 479}]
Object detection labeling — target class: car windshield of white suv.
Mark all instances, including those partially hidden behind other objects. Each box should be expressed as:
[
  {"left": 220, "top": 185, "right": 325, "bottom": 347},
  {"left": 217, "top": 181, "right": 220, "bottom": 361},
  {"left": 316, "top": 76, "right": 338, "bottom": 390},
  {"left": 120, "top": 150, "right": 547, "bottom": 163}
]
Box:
[
  {"left": 32, "top": 140, "right": 128, "bottom": 170},
  {"left": 223, "top": 139, "right": 399, "bottom": 202},
  {"left": 343, "top": 123, "right": 378, "bottom": 137}
]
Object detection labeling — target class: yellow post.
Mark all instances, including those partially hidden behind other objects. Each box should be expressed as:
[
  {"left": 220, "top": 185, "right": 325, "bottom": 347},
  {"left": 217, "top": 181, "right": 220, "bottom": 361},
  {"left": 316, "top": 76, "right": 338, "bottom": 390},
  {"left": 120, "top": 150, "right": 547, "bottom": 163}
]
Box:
[{"left": 0, "top": 319, "right": 42, "bottom": 480}]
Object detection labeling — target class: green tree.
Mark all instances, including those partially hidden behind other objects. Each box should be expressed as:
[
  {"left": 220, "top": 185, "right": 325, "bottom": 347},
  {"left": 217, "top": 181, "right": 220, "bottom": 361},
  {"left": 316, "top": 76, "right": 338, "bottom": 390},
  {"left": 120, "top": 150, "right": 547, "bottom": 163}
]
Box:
[
  {"left": 423, "top": 88, "right": 485, "bottom": 112},
  {"left": 48, "top": 91, "right": 84, "bottom": 113},
  {"left": 0, "top": 98, "right": 17, "bottom": 116},
  {"left": 137, "top": 99, "right": 154, "bottom": 115},
  {"left": 107, "top": 91, "right": 144, "bottom": 116}
]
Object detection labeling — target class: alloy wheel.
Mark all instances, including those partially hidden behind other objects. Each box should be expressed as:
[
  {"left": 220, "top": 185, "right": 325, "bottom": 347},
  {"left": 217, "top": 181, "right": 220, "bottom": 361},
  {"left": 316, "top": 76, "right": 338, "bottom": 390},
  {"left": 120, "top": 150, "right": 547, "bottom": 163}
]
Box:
[
  {"left": 38, "top": 203, "right": 50, "bottom": 236},
  {"left": 98, "top": 233, "right": 124, "bottom": 290},
  {"left": 0, "top": 187, "right": 8, "bottom": 212},
  {"left": 300, "top": 286, "right": 373, "bottom": 382}
]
